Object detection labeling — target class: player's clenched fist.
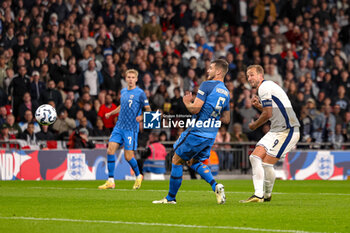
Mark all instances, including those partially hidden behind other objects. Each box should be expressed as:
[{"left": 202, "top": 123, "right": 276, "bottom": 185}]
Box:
[
  {"left": 251, "top": 96, "right": 261, "bottom": 108},
  {"left": 183, "top": 92, "right": 193, "bottom": 104}
]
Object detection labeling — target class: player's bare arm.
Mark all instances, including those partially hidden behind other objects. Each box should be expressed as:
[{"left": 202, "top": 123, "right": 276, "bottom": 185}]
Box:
[
  {"left": 136, "top": 105, "right": 152, "bottom": 122},
  {"left": 248, "top": 106, "right": 272, "bottom": 131},
  {"left": 220, "top": 110, "right": 230, "bottom": 124},
  {"left": 105, "top": 105, "right": 121, "bottom": 119},
  {"left": 251, "top": 96, "right": 263, "bottom": 112},
  {"left": 183, "top": 92, "right": 204, "bottom": 114}
]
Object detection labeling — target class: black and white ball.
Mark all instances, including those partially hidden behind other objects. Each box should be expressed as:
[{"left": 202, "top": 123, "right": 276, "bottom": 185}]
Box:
[{"left": 35, "top": 104, "right": 57, "bottom": 125}]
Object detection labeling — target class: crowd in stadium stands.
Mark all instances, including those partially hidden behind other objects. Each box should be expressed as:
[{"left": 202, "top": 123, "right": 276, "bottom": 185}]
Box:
[{"left": 0, "top": 0, "right": 349, "bottom": 150}]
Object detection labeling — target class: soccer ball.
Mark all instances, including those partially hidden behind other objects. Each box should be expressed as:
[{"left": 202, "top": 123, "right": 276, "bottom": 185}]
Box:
[{"left": 35, "top": 104, "right": 57, "bottom": 125}]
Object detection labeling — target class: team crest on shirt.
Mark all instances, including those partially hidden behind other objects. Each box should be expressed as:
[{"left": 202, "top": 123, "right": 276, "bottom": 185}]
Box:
[
  {"left": 67, "top": 153, "right": 86, "bottom": 180},
  {"left": 130, "top": 95, "right": 134, "bottom": 99},
  {"left": 316, "top": 151, "right": 334, "bottom": 180}
]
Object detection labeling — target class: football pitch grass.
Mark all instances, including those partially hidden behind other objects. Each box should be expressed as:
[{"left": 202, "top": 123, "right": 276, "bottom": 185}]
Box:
[{"left": 0, "top": 180, "right": 349, "bottom": 233}]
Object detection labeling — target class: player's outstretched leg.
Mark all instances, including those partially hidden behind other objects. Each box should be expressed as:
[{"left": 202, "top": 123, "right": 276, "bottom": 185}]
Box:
[
  {"left": 125, "top": 150, "right": 143, "bottom": 189},
  {"left": 153, "top": 163, "right": 183, "bottom": 204},
  {"left": 240, "top": 155, "right": 264, "bottom": 203},
  {"left": 191, "top": 162, "right": 225, "bottom": 204},
  {"left": 262, "top": 162, "right": 275, "bottom": 202},
  {"left": 98, "top": 154, "right": 116, "bottom": 189}
]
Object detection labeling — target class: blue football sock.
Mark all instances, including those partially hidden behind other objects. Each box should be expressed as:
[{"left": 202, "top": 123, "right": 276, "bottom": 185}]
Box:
[
  {"left": 107, "top": 154, "right": 115, "bottom": 178},
  {"left": 166, "top": 164, "right": 183, "bottom": 201},
  {"left": 127, "top": 157, "right": 140, "bottom": 176},
  {"left": 191, "top": 162, "right": 217, "bottom": 191}
]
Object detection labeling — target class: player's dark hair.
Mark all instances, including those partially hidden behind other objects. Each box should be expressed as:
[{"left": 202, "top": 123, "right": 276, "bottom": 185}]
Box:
[
  {"left": 247, "top": 64, "right": 264, "bottom": 75},
  {"left": 211, "top": 59, "right": 228, "bottom": 76}
]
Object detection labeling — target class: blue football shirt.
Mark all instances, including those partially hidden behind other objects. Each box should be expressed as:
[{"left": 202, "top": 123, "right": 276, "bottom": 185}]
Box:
[
  {"left": 187, "top": 80, "right": 230, "bottom": 139},
  {"left": 115, "top": 87, "right": 149, "bottom": 131}
]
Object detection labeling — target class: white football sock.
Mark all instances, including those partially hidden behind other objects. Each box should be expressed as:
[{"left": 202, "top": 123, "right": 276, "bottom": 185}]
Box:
[
  {"left": 262, "top": 162, "right": 276, "bottom": 198},
  {"left": 108, "top": 177, "right": 115, "bottom": 183},
  {"left": 249, "top": 155, "right": 264, "bottom": 198}
]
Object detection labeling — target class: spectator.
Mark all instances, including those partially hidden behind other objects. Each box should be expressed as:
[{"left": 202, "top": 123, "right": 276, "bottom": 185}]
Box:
[
  {"left": 170, "top": 87, "right": 188, "bottom": 115},
  {"left": 333, "top": 123, "right": 344, "bottom": 149},
  {"left": 77, "top": 92, "right": 92, "bottom": 109},
  {"left": 6, "top": 114, "right": 21, "bottom": 138},
  {"left": 45, "top": 80, "right": 63, "bottom": 108},
  {"left": 167, "top": 75, "right": 184, "bottom": 99},
  {"left": 238, "top": 98, "right": 258, "bottom": 140},
  {"left": 68, "top": 127, "right": 95, "bottom": 149},
  {"left": 299, "top": 106, "right": 313, "bottom": 143},
  {"left": 127, "top": 5, "right": 143, "bottom": 27},
  {"left": 173, "top": 3, "right": 192, "bottom": 29},
  {"left": 187, "top": 19, "right": 206, "bottom": 43},
  {"left": 139, "top": 73, "right": 153, "bottom": 93},
  {"left": 101, "top": 64, "right": 121, "bottom": 96},
  {"left": 82, "top": 101, "right": 97, "bottom": 128},
  {"left": 50, "top": 37, "right": 72, "bottom": 66},
  {"left": 92, "top": 117, "right": 110, "bottom": 137},
  {"left": 183, "top": 69, "right": 197, "bottom": 92},
  {"left": 333, "top": 104, "right": 343, "bottom": 125},
  {"left": 151, "top": 85, "right": 169, "bottom": 111},
  {"left": 82, "top": 59, "right": 104, "bottom": 98},
  {"left": 30, "top": 71, "right": 46, "bottom": 104},
  {"left": 141, "top": 132, "right": 167, "bottom": 177},
  {"left": 77, "top": 27, "right": 97, "bottom": 52},
  {"left": 19, "top": 122, "right": 38, "bottom": 147},
  {"left": 77, "top": 116, "right": 93, "bottom": 136},
  {"left": 36, "top": 125, "right": 55, "bottom": 141},
  {"left": 333, "top": 85, "right": 350, "bottom": 114},
  {"left": 18, "top": 92, "right": 39, "bottom": 121},
  {"left": 264, "top": 64, "right": 283, "bottom": 87},
  {"left": 67, "top": 34, "right": 82, "bottom": 59},
  {"left": 18, "top": 110, "right": 41, "bottom": 133},
  {"left": 8, "top": 65, "right": 31, "bottom": 118},
  {"left": 189, "top": 0, "right": 210, "bottom": 15},
  {"left": 0, "top": 56, "right": 7, "bottom": 89},
  {"left": 61, "top": 98, "right": 78, "bottom": 119},
  {"left": 52, "top": 108, "right": 76, "bottom": 139},
  {"left": 231, "top": 123, "right": 249, "bottom": 142},
  {"left": 0, "top": 123, "right": 16, "bottom": 142},
  {"left": 64, "top": 64, "right": 80, "bottom": 93},
  {"left": 2, "top": 27, "right": 17, "bottom": 49},
  {"left": 97, "top": 94, "right": 117, "bottom": 130},
  {"left": 58, "top": 81, "right": 68, "bottom": 102},
  {"left": 75, "top": 109, "right": 93, "bottom": 130},
  {"left": 140, "top": 15, "right": 162, "bottom": 40},
  {"left": 313, "top": 105, "right": 336, "bottom": 147},
  {"left": 254, "top": 0, "right": 277, "bottom": 25},
  {"left": 214, "top": 125, "right": 232, "bottom": 171},
  {"left": 0, "top": 106, "right": 7, "bottom": 125}
]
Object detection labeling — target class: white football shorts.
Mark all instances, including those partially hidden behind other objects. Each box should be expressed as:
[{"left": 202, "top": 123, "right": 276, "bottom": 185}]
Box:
[{"left": 257, "top": 127, "right": 300, "bottom": 159}]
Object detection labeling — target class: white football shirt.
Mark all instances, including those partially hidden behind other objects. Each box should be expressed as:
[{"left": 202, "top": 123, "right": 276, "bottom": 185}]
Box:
[{"left": 258, "top": 80, "right": 300, "bottom": 132}]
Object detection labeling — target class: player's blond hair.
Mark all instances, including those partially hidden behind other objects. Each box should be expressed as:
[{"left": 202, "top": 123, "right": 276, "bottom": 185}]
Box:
[
  {"left": 125, "top": 69, "right": 139, "bottom": 78},
  {"left": 247, "top": 64, "right": 264, "bottom": 75}
]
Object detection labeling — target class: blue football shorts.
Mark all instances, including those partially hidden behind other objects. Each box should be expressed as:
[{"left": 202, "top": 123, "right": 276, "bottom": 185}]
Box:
[
  {"left": 109, "top": 128, "right": 138, "bottom": 151},
  {"left": 173, "top": 131, "right": 215, "bottom": 161}
]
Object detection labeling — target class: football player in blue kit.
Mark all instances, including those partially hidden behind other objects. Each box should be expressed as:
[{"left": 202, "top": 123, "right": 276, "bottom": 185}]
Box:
[
  {"left": 99, "top": 69, "right": 151, "bottom": 190},
  {"left": 153, "top": 59, "right": 231, "bottom": 204}
]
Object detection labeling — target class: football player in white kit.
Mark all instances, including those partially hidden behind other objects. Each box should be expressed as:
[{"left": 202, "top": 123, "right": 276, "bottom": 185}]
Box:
[{"left": 240, "top": 65, "right": 300, "bottom": 203}]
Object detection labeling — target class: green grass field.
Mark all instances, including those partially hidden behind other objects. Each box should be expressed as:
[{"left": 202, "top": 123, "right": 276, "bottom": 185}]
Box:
[{"left": 0, "top": 180, "right": 349, "bottom": 233}]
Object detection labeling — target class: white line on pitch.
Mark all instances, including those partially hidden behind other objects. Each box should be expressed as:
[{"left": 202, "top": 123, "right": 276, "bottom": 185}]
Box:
[
  {"left": 3, "top": 186, "right": 350, "bottom": 196},
  {"left": 0, "top": 216, "right": 326, "bottom": 233}
]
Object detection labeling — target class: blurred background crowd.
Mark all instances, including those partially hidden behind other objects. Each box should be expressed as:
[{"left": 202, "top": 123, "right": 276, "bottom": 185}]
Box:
[{"left": 0, "top": 0, "right": 349, "bottom": 151}]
